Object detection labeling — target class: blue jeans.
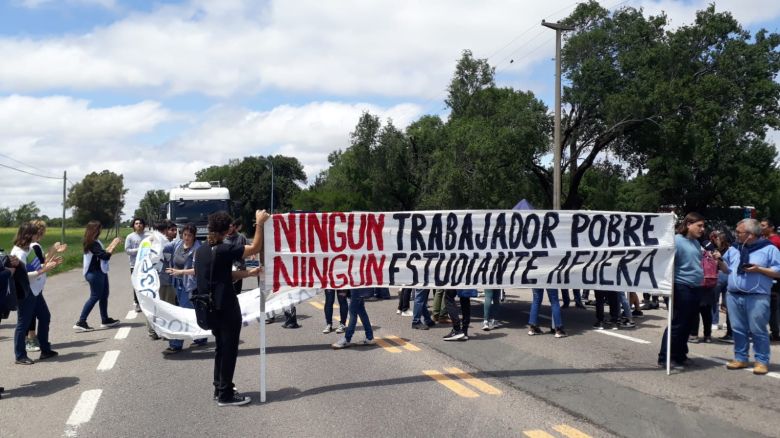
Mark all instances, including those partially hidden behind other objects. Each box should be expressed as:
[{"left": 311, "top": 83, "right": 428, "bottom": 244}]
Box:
[
  {"left": 412, "top": 289, "right": 433, "bottom": 325},
  {"left": 619, "top": 292, "right": 632, "bottom": 319},
  {"left": 80, "top": 271, "right": 109, "bottom": 322},
  {"left": 15, "top": 293, "right": 51, "bottom": 359},
  {"left": 727, "top": 293, "right": 771, "bottom": 364},
  {"left": 170, "top": 284, "right": 206, "bottom": 349},
  {"left": 324, "top": 289, "right": 348, "bottom": 325},
  {"left": 345, "top": 294, "right": 373, "bottom": 342},
  {"left": 484, "top": 289, "right": 501, "bottom": 320},
  {"left": 529, "top": 288, "right": 562, "bottom": 328},
  {"left": 658, "top": 283, "right": 700, "bottom": 363},
  {"left": 561, "top": 289, "right": 582, "bottom": 306}
]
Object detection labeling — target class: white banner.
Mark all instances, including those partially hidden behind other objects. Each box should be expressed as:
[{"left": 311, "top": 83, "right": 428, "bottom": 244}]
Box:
[
  {"left": 131, "top": 234, "right": 319, "bottom": 340},
  {"left": 266, "top": 210, "right": 676, "bottom": 295}
]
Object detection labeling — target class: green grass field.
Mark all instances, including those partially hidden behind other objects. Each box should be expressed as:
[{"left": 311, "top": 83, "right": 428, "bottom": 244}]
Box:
[{"left": 0, "top": 227, "right": 128, "bottom": 276}]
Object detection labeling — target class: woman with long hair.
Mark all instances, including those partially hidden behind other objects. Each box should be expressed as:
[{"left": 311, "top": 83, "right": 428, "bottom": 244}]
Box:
[
  {"left": 657, "top": 212, "right": 706, "bottom": 369},
  {"left": 10, "top": 222, "right": 61, "bottom": 364},
  {"left": 74, "top": 221, "right": 121, "bottom": 332},
  {"left": 194, "top": 209, "right": 269, "bottom": 406}
]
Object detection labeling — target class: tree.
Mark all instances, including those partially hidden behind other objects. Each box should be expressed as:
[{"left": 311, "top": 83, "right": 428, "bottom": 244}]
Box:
[
  {"left": 13, "top": 202, "right": 41, "bottom": 224},
  {"left": 552, "top": 1, "right": 780, "bottom": 211},
  {"left": 66, "top": 170, "right": 127, "bottom": 227},
  {"left": 195, "top": 159, "right": 238, "bottom": 185},
  {"left": 133, "top": 190, "right": 169, "bottom": 225},
  {"left": 0, "top": 207, "right": 14, "bottom": 227}
]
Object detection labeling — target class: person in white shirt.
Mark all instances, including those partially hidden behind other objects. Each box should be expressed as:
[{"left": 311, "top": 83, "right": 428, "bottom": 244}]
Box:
[{"left": 125, "top": 218, "right": 147, "bottom": 312}]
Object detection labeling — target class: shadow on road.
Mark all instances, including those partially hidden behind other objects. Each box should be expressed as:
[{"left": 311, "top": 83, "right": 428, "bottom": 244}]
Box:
[
  {"left": 5, "top": 376, "right": 80, "bottom": 398},
  {"left": 54, "top": 338, "right": 108, "bottom": 349}
]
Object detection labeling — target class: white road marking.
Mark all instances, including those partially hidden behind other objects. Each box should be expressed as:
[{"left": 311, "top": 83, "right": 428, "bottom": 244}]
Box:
[
  {"left": 97, "top": 350, "right": 121, "bottom": 371},
  {"left": 690, "top": 353, "right": 780, "bottom": 380},
  {"left": 594, "top": 330, "right": 651, "bottom": 344},
  {"left": 64, "top": 389, "right": 102, "bottom": 436},
  {"left": 114, "top": 327, "right": 131, "bottom": 340},
  {"left": 125, "top": 310, "right": 137, "bottom": 320}
]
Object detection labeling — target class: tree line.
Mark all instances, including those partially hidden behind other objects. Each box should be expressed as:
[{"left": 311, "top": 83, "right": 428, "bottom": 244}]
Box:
[{"left": 18, "top": 2, "right": 779, "bottom": 228}]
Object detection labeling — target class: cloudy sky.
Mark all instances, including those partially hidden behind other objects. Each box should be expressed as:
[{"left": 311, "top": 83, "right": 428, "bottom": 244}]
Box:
[{"left": 1, "top": 0, "right": 779, "bottom": 220}]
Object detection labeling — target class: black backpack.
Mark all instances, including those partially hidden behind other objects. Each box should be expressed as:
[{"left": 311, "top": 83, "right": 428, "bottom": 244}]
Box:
[{"left": 190, "top": 247, "right": 216, "bottom": 330}]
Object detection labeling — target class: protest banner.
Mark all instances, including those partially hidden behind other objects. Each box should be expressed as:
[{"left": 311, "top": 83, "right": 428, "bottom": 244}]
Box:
[
  {"left": 131, "top": 232, "right": 319, "bottom": 340},
  {"left": 266, "top": 210, "right": 676, "bottom": 295}
]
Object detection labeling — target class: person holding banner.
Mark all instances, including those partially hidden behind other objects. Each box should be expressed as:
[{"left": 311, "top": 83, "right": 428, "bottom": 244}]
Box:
[
  {"left": 657, "top": 213, "right": 707, "bottom": 369},
  {"left": 194, "top": 209, "right": 270, "bottom": 407},
  {"left": 165, "top": 223, "right": 206, "bottom": 351},
  {"left": 719, "top": 218, "right": 780, "bottom": 375}
]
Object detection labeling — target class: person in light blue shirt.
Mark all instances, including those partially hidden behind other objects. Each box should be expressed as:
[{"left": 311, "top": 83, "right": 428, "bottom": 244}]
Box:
[
  {"left": 658, "top": 212, "right": 706, "bottom": 369},
  {"left": 718, "top": 218, "right": 780, "bottom": 375}
]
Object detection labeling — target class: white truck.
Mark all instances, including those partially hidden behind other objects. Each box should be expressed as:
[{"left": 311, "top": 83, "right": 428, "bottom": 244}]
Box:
[{"left": 164, "top": 181, "right": 234, "bottom": 240}]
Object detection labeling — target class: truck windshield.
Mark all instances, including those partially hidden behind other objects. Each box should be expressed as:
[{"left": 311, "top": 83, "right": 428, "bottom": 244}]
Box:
[{"left": 171, "top": 199, "right": 230, "bottom": 224}]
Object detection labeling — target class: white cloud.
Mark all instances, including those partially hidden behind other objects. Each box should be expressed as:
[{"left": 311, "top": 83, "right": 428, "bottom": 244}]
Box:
[{"left": 0, "top": 96, "right": 422, "bottom": 219}]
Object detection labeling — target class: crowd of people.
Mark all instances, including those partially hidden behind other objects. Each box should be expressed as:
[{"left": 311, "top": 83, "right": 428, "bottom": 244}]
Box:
[{"left": 2, "top": 210, "right": 779, "bottom": 405}]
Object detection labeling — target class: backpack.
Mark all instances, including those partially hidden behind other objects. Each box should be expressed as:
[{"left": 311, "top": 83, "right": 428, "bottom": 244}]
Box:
[
  {"left": 190, "top": 247, "right": 216, "bottom": 330},
  {"left": 701, "top": 252, "right": 718, "bottom": 289}
]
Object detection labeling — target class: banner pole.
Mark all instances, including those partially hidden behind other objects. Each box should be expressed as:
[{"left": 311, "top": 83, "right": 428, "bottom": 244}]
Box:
[
  {"left": 260, "top": 287, "right": 267, "bottom": 402},
  {"left": 666, "top": 284, "right": 673, "bottom": 376}
]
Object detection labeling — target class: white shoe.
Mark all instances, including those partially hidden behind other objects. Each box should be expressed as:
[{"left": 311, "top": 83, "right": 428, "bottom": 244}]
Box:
[
  {"left": 490, "top": 319, "right": 500, "bottom": 329},
  {"left": 322, "top": 324, "right": 332, "bottom": 334},
  {"left": 396, "top": 309, "right": 402, "bottom": 314},
  {"left": 482, "top": 320, "right": 491, "bottom": 331},
  {"left": 711, "top": 324, "right": 719, "bottom": 331},
  {"left": 401, "top": 310, "right": 413, "bottom": 316}
]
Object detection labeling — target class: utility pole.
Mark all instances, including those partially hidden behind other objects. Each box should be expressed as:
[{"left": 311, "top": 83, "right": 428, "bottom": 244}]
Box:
[
  {"left": 542, "top": 20, "right": 575, "bottom": 210},
  {"left": 61, "top": 170, "right": 66, "bottom": 243}
]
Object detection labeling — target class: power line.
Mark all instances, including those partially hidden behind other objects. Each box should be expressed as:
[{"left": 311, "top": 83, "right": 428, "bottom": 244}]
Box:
[
  {"left": 0, "top": 161, "right": 62, "bottom": 180},
  {"left": 0, "top": 151, "right": 58, "bottom": 177}
]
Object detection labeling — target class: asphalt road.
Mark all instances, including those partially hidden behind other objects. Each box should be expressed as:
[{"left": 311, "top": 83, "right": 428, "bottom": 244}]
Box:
[{"left": 1, "top": 257, "right": 778, "bottom": 438}]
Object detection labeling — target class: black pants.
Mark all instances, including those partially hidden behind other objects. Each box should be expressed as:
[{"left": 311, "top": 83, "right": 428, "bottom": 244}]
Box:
[
  {"left": 397, "top": 288, "right": 412, "bottom": 311},
  {"left": 658, "top": 283, "right": 700, "bottom": 364},
  {"left": 444, "top": 290, "right": 471, "bottom": 334},
  {"left": 595, "top": 290, "right": 620, "bottom": 322},
  {"left": 233, "top": 279, "right": 243, "bottom": 295},
  {"left": 210, "top": 298, "right": 242, "bottom": 401},
  {"left": 690, "top": 304, "right": 713, "bottom": 337},
  {"left": 324, "top": 290, "right": 348, "bottom": 325}
]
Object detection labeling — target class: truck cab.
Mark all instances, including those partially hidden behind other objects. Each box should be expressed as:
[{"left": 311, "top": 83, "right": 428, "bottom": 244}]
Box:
[{"left": 165, "top": 181, "right": 232, "bottom": 240}]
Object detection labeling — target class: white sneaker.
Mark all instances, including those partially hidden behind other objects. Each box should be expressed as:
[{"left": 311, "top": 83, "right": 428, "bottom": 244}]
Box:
[
  {"left": 331, "top": 338, "right": 351, "bottom": 349},
  {"left": 490, "top": 319, "right": 500, "bottom": 329},
  {"left": 401, "top": 310, "right": 413, "bottom": 316},
  {"left": 482, "top": 320, "right": 491, "bottom": 331},
  {"left": 396, "top": 309, "right": 402, "bottom": 314},
  {"left": 335, "top": 323, "right": 346, "bottom": 334},
  {"left": 711, "top": 324, "right": 719, "bottom": 331},
  {"left": 322, "top": 324, "right": 332, "bottom": 334}
]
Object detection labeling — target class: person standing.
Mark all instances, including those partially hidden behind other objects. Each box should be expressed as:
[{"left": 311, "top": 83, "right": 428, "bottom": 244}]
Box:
[
  {"left": 124, "top": 218, "right": 147, "bottom": 312},
  {"left": 442, "top": 289, "right": 475, "bottom": 341},
  {"left": 410, "top": 288, "right": 436, "bottom": 330},
  {"left": 322, "top": 289, "right": 348, "bottom": 334},
  {"left": 23, "top": 220, "right": 66, "bottom": 353},
  {"left": 331, "top": 287, "right": 376, "bottom": 349},
  {"left": 657, "top": 213, "right": 706, "bottom": 369},
  {"left": 720, "top": 218, "right": 780, "bottom": 375},
  {"left": 165, "top": 223, "right": 206, "bottom": 352},
  {"left": 528, "top": 288, "right": 566, "bottom": 338},
  {"left": 194, "top": 209, "right": 269, "bottom": 406},
  {"left": 74, "top": 221, "right": 121, "bottom": 332},
  {"left": 11, "top": 223, "right": 61, "bottom": 364},
  {"left": 482, "top": 288, "right": 502, "bottom": 331}
]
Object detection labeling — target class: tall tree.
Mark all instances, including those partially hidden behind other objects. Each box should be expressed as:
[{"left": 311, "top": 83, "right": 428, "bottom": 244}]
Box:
[{"left": 66, "top": 170, "right": 127, "bottom": 226}]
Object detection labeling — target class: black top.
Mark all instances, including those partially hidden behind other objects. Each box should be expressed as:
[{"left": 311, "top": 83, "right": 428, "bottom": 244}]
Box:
[
  {"left": 86, "top": 241, "right": 112, "bottom": 273},
  {"left": 194, "top": 241, "right": 244, "bottom": 310}
]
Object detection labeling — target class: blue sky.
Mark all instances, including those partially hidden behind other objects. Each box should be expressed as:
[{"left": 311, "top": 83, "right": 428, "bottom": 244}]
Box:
[{"left": 0, "top": 0, "right": 779, "bottom": 219}]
